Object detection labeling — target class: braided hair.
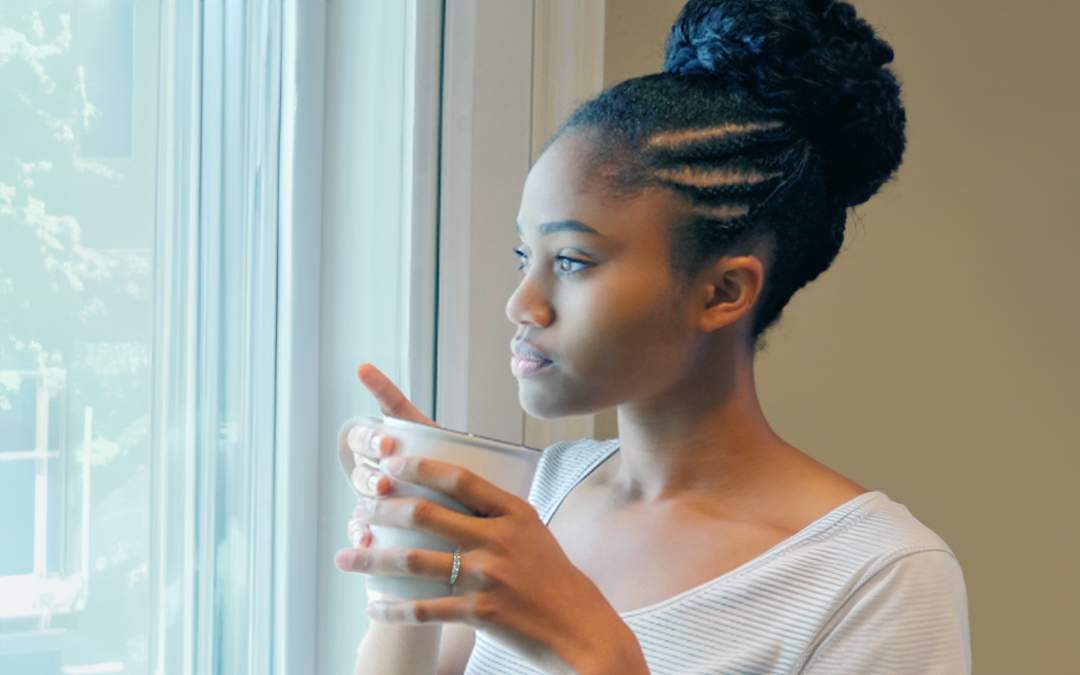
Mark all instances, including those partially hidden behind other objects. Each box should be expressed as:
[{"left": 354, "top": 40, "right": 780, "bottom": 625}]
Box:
[{"left": 548, "top": 0, "right": 906, "bottom": 350}]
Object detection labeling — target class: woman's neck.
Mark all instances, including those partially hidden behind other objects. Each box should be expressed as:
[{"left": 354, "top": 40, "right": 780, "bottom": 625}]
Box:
[{"left": 609, "top": 354, "right": 789, "bottom": 504}]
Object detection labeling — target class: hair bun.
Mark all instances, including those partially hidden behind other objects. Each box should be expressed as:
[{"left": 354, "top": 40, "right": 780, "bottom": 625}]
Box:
[{"left": 662, "top": 0, "right": 906, "bottom": 208}]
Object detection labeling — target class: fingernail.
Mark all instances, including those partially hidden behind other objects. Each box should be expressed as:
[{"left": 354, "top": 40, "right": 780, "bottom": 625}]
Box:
[
  {"left": 367, "top": 473, "right": 382, "bottom": 494},
  {"left": 369, "top": 433, "right": 384, "bottom": 455},
  {"left": 347, "top": 426, "right": 368, "bottom": 452},
  {"left": 336, "top": 549, "right": 356, "bottom": 569}
]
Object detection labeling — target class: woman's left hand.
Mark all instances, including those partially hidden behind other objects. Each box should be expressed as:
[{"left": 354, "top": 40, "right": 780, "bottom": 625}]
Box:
[{"left": 334, "top": 454, "right": 648, "bottom": 675}]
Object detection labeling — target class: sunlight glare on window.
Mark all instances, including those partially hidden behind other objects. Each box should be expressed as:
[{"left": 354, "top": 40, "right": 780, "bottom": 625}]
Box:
[{"left": 0, "top": 1, "right": 156, "bottom": 672}]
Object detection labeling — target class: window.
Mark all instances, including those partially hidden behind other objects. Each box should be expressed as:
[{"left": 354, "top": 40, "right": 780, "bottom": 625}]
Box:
[
  {"left": 2, "top": 0, "right": 559, "bottom": 672},
  {"left": 1, "top": 2, "right": 161, "bottom": 672},
  {"left": 0, "top": 1, "right": 285, "bottom": 672}
]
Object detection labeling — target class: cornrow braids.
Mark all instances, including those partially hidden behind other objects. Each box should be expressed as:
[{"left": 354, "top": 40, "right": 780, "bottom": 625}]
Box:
[{"left": 547, "top": 0, "right": 906, "bottom": 351}]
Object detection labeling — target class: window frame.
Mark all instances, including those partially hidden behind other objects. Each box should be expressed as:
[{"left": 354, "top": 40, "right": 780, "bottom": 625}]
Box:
[
  {"left": 270, "top": 0, "right": 324, "bottom": 673},
  {"left": 151, "top": 0, "right": 284, "bottom": 672},
  {"left": 310, "top": 1, "right": 443, "bottom": 672},
  {"left": 279, "top": 0, "right": 608, "bottom": 671}
]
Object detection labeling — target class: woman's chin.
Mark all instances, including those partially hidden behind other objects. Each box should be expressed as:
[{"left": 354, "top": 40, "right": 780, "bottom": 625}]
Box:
[
  {"left": 518, "top": 383, "right": 599, "bottom": 421},
  {"left": 517, "top": 387, "right": 562, "bottom": 420}
]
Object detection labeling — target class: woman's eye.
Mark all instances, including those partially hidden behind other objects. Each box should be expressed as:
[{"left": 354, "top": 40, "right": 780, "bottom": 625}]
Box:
[{"left": 513, "top": 247, "right": 589, "bottom": 274}]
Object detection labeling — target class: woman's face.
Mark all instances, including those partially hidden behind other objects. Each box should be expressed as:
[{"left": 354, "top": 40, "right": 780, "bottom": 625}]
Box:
[{"left": 506, "top": 132, "right": 713, "bottom": 419}]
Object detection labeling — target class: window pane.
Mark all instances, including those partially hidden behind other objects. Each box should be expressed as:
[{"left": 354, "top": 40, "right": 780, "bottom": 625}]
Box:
[{"left": 0, "top": 1, "right": 158, "bottom": 672}]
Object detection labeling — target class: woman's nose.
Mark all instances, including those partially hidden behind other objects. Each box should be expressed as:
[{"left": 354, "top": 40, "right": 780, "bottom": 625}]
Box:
[{"left": 505, "top": 277, "right": 553, "bottom": 328}]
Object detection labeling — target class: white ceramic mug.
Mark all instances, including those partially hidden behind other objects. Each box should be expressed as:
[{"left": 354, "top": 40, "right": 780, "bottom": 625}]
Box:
[{"left": 337, "top": 414, "right": 541, "bottom": 600}]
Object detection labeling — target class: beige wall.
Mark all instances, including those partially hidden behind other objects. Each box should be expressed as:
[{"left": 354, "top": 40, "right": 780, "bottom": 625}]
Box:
[{"left": 599, "top": 1, "right": 1080, "bottom": 673}]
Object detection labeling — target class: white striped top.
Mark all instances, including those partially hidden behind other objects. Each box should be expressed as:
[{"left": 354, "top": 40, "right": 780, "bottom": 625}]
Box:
[{"left": 464, "top": 438, "right": 971, "bottom": 674}]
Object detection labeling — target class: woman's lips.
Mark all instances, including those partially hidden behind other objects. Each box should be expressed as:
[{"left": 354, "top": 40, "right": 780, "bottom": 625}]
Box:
[
  {"left": 511, "top": 339, "right": 553, "bottom": 362},
  {"left": 511, "top": 354, "right": 554, "bottom": 377}
]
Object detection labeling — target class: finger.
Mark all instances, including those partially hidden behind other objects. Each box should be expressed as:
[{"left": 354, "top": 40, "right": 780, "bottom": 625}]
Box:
[
  {"left": 346, "top": 424, "right": 396, "bottom": 460},
  {"left": 356, "top": 363, "right": 437, "bottom": 426},
  {"left": 367, "top": 595, "right": 482, "bottom": 626},
  {"left": 350, "top": 465, "right": 393, "bottom": 497},
  {"left": 354, "top": 493, "right": 488, "bottom": 548},
  {"left": 381, "top": 456, "right": 521, "bottom": 518},
  {"left": 335, "top": 546, "right": 467, "bottom": 588}
]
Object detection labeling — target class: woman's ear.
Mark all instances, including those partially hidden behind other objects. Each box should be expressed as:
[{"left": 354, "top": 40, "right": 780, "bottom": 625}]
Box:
[{"left": 696, "top": 255, "right": 766, "bottom": 333}]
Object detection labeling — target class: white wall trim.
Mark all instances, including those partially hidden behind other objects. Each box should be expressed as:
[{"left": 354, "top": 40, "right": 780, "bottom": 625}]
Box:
[
  {"left": 529, "top": 0, "right": 607, "bottom": 160},
  {"left": 523, "top": 0, "right": 608, "bottom": 449},
  {"left": 436, "top": 0, "right": 608, "bottom": 448},
  {"left": 435, "top": 0, "right": 535, "bottom": 442}
]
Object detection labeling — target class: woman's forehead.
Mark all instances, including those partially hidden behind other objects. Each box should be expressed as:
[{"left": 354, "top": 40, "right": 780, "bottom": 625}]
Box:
[
  {"left": 522, "top": 133, "right": 601, "bottom": 199},
  {"left": 519, "top": 133, "right": 677, "bottom": 243}
]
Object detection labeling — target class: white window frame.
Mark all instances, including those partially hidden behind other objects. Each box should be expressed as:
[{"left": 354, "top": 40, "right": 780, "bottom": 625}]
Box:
[
  {"left": 152, "top": 1, "right": 283, "bottom": 673},
  {"left": 270, "top": 0, "right": 465, "bottom": 672},
  {"left": 280, "top": 1, "right": 607, "bottom": 672},
  {"left": 271, "top": 1, "right": 325, "bottom": 673},
  {"left": 307, "top": 1, "right": 443, "bottom": 673}
]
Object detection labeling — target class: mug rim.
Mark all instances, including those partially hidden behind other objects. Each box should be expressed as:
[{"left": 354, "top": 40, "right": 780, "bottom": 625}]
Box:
[
  {"left": 337, "top": 414, "right": 541, "bottom": 495},
  {"left": 380, "top": 416, "right": 541, "bottom": 457}
]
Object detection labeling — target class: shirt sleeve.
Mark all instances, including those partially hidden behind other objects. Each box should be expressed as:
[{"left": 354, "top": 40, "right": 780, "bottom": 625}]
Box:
[{"left": 797, "top": 549, "right": 972, "bottom": 675}]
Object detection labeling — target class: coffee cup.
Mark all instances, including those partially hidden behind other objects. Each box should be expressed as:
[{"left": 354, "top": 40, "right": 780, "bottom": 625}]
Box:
[{"left": 337, "top": 414, "right": 541, "bottom": 600}]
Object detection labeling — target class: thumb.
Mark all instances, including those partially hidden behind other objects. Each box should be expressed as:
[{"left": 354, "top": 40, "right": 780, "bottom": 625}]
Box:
[{"left": 356, "top": 363, "right": 437, "bottom": 427}]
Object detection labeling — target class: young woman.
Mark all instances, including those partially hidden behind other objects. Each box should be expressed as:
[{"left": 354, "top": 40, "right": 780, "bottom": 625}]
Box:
[{"left": 337, "top": 1, "right": 971, "bottom": 673}]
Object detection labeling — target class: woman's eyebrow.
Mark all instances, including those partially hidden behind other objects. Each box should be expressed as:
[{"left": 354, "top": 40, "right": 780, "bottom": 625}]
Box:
[{"left": 516, "top": 220, "right": 607, "bottom": 238}]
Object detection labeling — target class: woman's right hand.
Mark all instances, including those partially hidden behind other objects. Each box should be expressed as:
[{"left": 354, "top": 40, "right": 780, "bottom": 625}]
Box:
[{"left": 345, "top": 363, "right": 440, "bottom": 549}]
